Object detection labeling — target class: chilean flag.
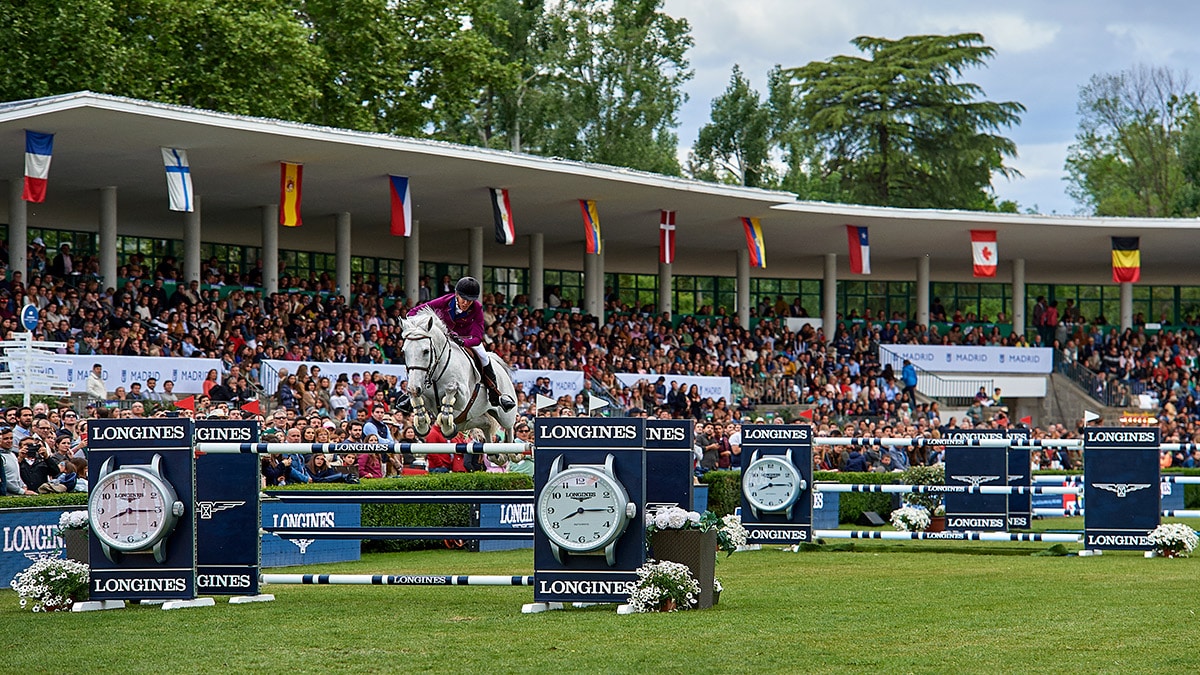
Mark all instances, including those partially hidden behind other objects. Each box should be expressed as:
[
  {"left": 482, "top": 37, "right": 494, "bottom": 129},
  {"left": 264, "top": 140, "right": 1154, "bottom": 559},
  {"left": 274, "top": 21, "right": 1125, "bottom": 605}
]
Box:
[
  {"left": 971, "top": 230, "right": 998, "bottom": 277},
  {"left": 846, "top": 225, "right": 870, "bottom": 275},
  {"left": 23, "top": 130, "right": 54, "bottom": 203},
  {"left": 659, "top": 210, "right": 676, "bottom": 264}
]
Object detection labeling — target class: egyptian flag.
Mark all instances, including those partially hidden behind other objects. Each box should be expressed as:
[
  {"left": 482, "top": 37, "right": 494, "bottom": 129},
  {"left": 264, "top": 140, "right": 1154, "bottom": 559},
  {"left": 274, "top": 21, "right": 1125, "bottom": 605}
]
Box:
[
  {"left": 741, "top": 217, "right": 765, "bottom": 268},
  {"left": 846, "top": 225, "right": 870, "bottom": 274},
  {"left": 659, "top": 210, "right": 676, "bottom": 264},
  {"left": 23, "top": 130, "right": 54, "bottom": 203},
  {"left": 490, "top": 188, "right": 515, "bottom": 245},
  {"left": 1112, "top": 237, "right": 1140, "bottom": 283},
  {"left": 279, "top": 162, "right": 303, "bottom": 227},
  {"left": 971, "top": 230, "right": 997, "bottom": 277},
  {"left": 580, "top": 200, "right": 601, "bottom": 254},
  {"left": 390, "top": 175, "right": 412, "bottom": 236}
]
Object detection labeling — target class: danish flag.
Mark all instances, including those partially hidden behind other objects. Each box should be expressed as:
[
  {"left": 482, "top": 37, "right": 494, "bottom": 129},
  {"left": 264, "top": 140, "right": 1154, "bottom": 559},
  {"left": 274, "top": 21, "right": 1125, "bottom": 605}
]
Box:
[{"left": 659, "top": 210, "right": 676, "bottom": 264}]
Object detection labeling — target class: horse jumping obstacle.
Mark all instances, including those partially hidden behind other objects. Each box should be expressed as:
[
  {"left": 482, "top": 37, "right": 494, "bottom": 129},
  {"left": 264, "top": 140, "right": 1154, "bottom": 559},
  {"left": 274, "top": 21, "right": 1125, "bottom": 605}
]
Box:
[{"left": 261, "top": 574, "right": 533, "bottom": 586}]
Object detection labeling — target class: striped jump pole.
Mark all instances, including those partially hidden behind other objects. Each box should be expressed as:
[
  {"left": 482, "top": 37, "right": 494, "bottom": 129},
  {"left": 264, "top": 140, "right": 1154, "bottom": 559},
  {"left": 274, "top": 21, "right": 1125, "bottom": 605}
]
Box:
[
  {"left": 813, "top": 437, "right": 1083, "bottom": 448},
  {"left": 814, "top": 484, "right": 1081, "bottom": 496},
  {"left": 262, "top": 574, "right": 534, "bottom": 586},
  {"left": 813, "top": 529, "right": 1082, "bottom": 543},
  {"left": 1035, "top": 508, "right": 1200, "bottom": 518},
  {"left": 262, "top": 527, "right": 533, "bottom": 541},
  {"left": 1034, "top": 475, "right": 1200, "bottom": 485},
  {"left": 1162, "top": 443, "right": 1200, "bottom": 453},
  {"left": 264, "top": 490, "right": 535, "bottom": 505},
  {"left": 195, "top": 441, "right": 530, "bottom": 456}
]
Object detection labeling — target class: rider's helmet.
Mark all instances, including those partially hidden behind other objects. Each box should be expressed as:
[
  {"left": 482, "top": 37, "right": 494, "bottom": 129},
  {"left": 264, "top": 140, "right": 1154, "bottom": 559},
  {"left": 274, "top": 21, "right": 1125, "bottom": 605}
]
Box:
[{"left": 454, "top": 276, "right": 481, "bottom": 302}]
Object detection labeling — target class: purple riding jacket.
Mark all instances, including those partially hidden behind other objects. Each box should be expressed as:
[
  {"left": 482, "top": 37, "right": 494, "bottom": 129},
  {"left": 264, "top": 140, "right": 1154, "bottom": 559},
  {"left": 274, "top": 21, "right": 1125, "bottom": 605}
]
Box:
[{"left": 407, "top": 293, "right": 485, "bottom": 348}]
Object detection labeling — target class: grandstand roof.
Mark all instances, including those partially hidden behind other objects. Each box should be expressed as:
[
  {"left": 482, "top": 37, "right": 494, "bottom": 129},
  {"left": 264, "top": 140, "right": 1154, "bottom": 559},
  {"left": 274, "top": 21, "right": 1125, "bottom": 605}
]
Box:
[{"left": 2, "top": 91, "right": 1199, "bottom": 284}]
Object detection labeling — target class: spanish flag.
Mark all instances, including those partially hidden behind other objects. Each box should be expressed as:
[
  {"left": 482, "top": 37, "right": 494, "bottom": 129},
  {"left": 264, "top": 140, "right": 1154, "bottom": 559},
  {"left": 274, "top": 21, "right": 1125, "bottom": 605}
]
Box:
[
  {"left": 1111, "top": 237, "right": 1140, "bottom": 283},
  {"left": 279, "top": 162, "right": 303, "bottom": 227},
  {"left": 580, "top": 200, "right": 601, "bottom": 254},
  {"left": 741, "top": 217, "right": 766, "bottom": 268}
]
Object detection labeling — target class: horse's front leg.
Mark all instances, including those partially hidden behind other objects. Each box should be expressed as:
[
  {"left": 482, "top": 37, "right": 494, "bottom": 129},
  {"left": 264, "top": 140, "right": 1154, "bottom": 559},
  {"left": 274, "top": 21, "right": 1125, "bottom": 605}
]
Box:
[
  {"left": 437, "top": 384, "right": 459, "bottom": 436},
  {"left": 411, "top": 395, "right": 432, "bottom": 436}
]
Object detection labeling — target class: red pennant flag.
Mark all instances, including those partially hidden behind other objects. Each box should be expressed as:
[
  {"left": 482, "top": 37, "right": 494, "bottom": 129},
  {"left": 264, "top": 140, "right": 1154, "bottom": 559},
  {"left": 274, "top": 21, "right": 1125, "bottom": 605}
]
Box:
[
  {"left": 798, "top": 409, "right": 814, "bottom": 420},
  {"left": 1020, "top": 415, "right": 1032, "bottom": 426},
  {"left": 176, "top": 395, "right": 196, "bottom": 411},
  {"left": 659, "top": 210, "right": 676, "bottom": 264},
  {"left": 240, "top": 400, "right": 262, "bottom": 416}
]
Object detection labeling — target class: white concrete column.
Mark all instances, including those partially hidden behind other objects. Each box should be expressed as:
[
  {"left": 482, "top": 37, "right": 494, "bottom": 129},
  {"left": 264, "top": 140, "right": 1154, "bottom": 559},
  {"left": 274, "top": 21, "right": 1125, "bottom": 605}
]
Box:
[
  {"left": 823, "top": 253, "right": 837, "bottom": 343},
  {"left": 404, "top": 220, "right": 420, "bottom": 307},
  {"left": 529, "top": 233, "right": 544, "bottom": 309},
  {"left": 736, "top": 249, "right": 750, "bottom": 326},
  {"left": 335, "top": 212, "right": 351, "bottom": 302},
  {"left": 468, "top": 227, "right": 483, "bottom": 283},
  {"left": 658, "top": 261, "right": 673, "bottom": 317},
  {"left": 916, "top": 255, "right": 930, "bottom": 326},
  {"left": 596, "top": 242, "right": 606, "bottom": 322},
  {"left": 184, "top": 195, "right": 201, "bottom": 284},
  {"left": 1120, "top": 282, "right": 1133, "bottom": 330},
  {"left": 583, "top": 247, "right": 599, "bottom": 317},
  {"left": 262, "top": 205, "right": 279, "bottom": 296},
  {"left": 100, "top": 187, "right": 118, "bottom": 292},
  {"left": 8, "top": 181, "right": 27, "bottom": 280},
  {"left": 1012, "top": 258, "right": 1026, "bottom": 336}
]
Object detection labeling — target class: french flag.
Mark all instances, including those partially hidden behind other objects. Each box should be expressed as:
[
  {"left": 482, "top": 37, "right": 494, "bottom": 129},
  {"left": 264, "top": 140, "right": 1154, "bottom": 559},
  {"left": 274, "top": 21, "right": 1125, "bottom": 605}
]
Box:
[
  {"left": 846, "top": 225, "right": 870, "bottom": 275},
  {"left": 23, "top": 130, "right": 54, "bottom": 203}
]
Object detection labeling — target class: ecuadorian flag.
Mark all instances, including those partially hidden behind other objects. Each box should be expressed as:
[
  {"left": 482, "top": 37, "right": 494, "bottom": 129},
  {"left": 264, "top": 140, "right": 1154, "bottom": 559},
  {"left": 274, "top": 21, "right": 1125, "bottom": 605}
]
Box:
[
  {"left": 580, "top": 200, "right": 601, "bottom": 254},
  {"left": 741, "top": 217, "right": 766, "bottom": 268},
  {"left": 1112, "top": 237, "right": 1140, "bottom": 283}
]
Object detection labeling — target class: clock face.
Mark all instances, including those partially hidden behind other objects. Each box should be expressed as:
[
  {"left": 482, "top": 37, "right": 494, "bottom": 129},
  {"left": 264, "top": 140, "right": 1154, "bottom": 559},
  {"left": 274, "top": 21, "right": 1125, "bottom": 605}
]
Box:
[
  {"left": 89, "top": 468, "right": 180, "bottom": 552},
  {"left": 743, "top": 456, "right": 802, "bottom": 513},
  {"left": 538, "top": 466, "right": 631, "bottom": 553}
]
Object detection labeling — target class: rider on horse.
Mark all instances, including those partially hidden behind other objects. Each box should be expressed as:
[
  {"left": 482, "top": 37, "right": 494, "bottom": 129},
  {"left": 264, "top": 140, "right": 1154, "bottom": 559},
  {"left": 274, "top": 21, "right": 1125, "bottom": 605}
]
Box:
[{"left": 407, "top": 276, "right": 516, "bottom": 411}]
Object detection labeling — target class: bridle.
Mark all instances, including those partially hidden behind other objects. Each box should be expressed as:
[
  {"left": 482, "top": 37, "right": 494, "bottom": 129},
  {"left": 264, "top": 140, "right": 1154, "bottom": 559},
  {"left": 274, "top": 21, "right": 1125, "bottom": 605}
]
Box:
[{"left": 403, "top": 330, "right": 452, "bottom": 401}]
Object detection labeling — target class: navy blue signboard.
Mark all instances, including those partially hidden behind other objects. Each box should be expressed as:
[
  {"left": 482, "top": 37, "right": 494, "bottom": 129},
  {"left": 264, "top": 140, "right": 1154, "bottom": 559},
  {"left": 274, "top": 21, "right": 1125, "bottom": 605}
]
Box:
[
  {"left": 533, "top": 418, "right": 646, "bottom": 605},
  {"left": 739, "top": 424, "right": 812, "bottom": 545},
  {"left": 475, "top": 503, "right": 534, "bottom": 552},
  {"left": 942, "top": 428, "right": 1008, "bottom": 531},
  {"left": 195, "top": 420, "right": 260, "bottom": 595},
  {"left": 88, "top": 418, "right": 196, "bottom": 602},
  {"left": 645, "top": 419, "right": 694, "bottom": 513},
  {"left": 1006, "top": 428, "right": 1032, "bottom": 529},
  {"left": 1083, "top": 427, "right": 1161, "bottom": 550},
  {"left": 261, "top": 503, "right": 361, "bottom": 566},
  {"left": 19, "top": 304, "right": 38, "bottom": 332},
  {"left": 0, "top": 507, "right": 70, "bottom": 589}
]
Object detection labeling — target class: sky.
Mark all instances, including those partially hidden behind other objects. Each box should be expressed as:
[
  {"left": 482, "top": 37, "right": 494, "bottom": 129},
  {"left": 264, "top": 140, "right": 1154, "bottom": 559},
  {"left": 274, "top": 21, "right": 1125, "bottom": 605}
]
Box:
[{"left": 661, "top": 0, "right": 1200, "bottom": 215}]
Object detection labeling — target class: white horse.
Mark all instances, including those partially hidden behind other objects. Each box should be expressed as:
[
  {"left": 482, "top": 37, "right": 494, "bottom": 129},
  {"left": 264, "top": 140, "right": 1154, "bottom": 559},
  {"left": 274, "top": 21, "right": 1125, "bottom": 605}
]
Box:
[{"left": 399, "top": 307, "right": 518, "bottom": 442}]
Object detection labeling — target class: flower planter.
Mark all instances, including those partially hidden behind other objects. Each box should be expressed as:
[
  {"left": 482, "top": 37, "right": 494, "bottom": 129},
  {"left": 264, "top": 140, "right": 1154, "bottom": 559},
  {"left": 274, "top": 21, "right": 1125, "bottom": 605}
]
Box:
[
  {"left": 927, "top": 516, "right": 946, "bottom": 533},
  {"left": 649, "top": 529, "right": 717, "bottom": 609},
  {"left": 63, "top": 529, "right": 89, "bottom": 564}
]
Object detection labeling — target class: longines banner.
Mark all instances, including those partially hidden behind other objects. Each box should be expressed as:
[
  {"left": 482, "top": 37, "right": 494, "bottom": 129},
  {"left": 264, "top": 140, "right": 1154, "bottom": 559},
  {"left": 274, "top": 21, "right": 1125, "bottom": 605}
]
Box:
[
  {"left": 50, "top": 355, "right": 223, "bottom": 395},
  {"left": 879, "top": 345, "right": 1053, "bottom": 374}
]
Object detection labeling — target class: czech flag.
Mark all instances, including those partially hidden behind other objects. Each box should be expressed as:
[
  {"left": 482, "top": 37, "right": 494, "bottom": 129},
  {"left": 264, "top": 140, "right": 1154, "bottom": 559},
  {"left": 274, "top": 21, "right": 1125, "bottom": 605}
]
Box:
[
  {"left": 659, "top": 210, "right": 676, "bottom": 264},
  {"left": 580, "top": 200, "right": 601, "bottom": 254},
  {"left": 846, "top": 225, "right": 870, "bottom": 275},
  {"left": 971, "top": 230, "right": 997, "bottom": 277},
  {"left": 390, "top": 175, "right": 412, "bottom": 237},
  {"left": 491, "top": 188, "right": 515, "bottom": 245},
  {"left": 23, "top": 130, "right": 54, "bottom": 203},
  {"left": 741, "top": 217, "right": 765, "bottom": 268},
  {"left": 1112, "top": 237, "right": 1140, "bottom": 283},
  {"left": 279, "top": 162, "right": 303, "bottom": 227}
]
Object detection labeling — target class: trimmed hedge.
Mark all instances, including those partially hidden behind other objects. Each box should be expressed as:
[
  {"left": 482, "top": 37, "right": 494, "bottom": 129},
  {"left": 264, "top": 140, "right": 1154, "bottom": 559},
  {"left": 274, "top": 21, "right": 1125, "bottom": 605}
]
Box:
[
  {"left": 701, "top": 470, "right": 894, "bottom": 522},
  {"left": 0, "top": 494, "right": 87, "bottom": 509},
  {"left": 268, "top": 472, "right": 533, "bottom": 552}
]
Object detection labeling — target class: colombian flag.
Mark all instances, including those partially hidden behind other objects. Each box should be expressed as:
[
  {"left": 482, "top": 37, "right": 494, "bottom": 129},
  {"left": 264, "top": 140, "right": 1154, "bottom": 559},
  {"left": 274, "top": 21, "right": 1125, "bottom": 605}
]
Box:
[
  {"left": 741, "top": 217, "right": 766, "bottom": 268},
  {"left": 279, "top": 162, "right": 303, "bottom": 227},
  {"left": 580, "top": 200, "right": 601, "bottom": 254},
  {"left": 1112, "top": 237, "right": 1140, "bottom": 283}
]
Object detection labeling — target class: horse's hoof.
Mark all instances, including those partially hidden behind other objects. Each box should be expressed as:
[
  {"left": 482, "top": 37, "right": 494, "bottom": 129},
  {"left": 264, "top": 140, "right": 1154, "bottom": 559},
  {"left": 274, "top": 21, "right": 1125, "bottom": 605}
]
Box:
[
  {"left": 413, "top": 412, "right": 430, "bottom": 435},
  {"left": 437, "top": 414, "right": 456, "bottom": 435}
]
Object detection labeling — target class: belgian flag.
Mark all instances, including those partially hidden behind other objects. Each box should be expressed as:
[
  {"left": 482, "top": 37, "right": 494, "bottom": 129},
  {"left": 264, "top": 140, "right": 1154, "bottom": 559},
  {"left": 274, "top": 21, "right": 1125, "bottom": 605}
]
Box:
[{"left": 1111, "top": 237, "right": 1140, "bottom": 283}]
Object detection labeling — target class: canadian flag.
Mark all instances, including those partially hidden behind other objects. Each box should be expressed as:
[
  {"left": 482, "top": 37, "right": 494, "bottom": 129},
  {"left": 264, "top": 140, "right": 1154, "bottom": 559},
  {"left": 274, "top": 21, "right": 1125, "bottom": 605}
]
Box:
[{"left": 971, "top": 230, "right": 997, "bottom": 277}]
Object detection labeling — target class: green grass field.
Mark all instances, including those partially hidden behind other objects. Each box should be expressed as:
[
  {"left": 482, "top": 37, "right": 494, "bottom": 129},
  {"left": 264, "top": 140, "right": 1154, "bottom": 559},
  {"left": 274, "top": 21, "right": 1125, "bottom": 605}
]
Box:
[{"left": 2, "top": 522, "right": 1197, "bottom": 674}]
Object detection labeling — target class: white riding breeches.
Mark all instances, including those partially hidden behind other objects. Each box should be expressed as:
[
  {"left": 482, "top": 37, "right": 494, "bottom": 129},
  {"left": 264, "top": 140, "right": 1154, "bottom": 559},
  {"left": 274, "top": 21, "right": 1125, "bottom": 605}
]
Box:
[{"left": 472, "top": 344, "right": 490, "bottom": 366}]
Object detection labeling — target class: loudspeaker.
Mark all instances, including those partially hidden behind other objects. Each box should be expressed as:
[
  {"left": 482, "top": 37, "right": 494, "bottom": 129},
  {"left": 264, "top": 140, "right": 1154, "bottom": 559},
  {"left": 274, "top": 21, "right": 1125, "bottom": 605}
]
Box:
[{"left": 857, "top": 511, "right": 886, "bottom": 526}]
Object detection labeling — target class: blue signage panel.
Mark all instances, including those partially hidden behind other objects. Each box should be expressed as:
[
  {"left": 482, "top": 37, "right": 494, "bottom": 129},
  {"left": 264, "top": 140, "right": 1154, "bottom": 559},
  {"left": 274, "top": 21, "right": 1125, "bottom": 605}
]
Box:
[
  {"left": 1083, "top": 427, "right": 1161, "bottom": 550},
  {"left": 476, "top": 503, "right": 534, "bottom": 552},
  {"left": 533, "top": 418, "right": 646, "bottom": 605},
  {"left": 645, "top": 419, "right": 694, "bottom": 512},
  {"left": 195, "top": 420, "right": 260, "bottom": 595},
  {"left": 1007, "top": 428, "right": 1032, "bottom": 529},
  {"left": 739, "top": 424, "right": 812, "bottom": 544},
  {"left": 261, "top": 503, "right": 361, "bottom": 567},
  {"left": 88, "top": 418, "right": 196, "bottom": 601},
  {"left": 942, "top": 428, "right": 1008, "bottom": 531},
  {"left": 0, "top": 507, "right": 70, "bottom": 589}
]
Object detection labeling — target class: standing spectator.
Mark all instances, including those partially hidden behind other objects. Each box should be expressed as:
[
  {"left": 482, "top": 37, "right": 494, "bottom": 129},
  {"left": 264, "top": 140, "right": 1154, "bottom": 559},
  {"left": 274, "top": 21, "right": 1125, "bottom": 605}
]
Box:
[
  {"left": 18, "top": 437, "right": 59, "bottom": 492},
  {"left": 901, "top": 360, "right": 918, "bottom": 402},
  {"left": 86, "top": 363, "right": 106, "bottom": 401}
]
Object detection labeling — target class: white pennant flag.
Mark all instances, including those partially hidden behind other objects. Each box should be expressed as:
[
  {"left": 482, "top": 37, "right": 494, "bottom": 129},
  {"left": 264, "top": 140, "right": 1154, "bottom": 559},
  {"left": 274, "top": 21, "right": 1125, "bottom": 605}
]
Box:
[{"left": 161, "top": 147, "right": 194, "bottom": 212}]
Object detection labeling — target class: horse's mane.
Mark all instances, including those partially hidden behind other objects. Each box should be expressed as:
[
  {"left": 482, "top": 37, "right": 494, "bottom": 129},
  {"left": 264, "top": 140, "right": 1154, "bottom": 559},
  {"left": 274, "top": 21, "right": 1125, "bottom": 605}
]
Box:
[{"left": 406, "top": 306, "right": 450, "bottom": 338}]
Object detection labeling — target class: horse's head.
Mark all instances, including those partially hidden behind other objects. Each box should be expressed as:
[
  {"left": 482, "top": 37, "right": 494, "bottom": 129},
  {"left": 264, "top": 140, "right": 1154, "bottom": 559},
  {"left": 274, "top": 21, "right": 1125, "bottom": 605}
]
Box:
[{"left": 400, "top": 309, "right": 445, "bottom": 397}]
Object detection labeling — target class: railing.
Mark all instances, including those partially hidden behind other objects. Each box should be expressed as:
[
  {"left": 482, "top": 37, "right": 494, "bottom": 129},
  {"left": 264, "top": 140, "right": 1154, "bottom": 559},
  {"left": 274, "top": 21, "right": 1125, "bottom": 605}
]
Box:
[
  {"left": 912, "top": 364, "right": 992, "bottom": 408},
  {"left": 585, "top": 375, "right": 629, "bottom": 418},
  {"left": 1053, "top": 352, "right": 1133, "bottom": 408}
]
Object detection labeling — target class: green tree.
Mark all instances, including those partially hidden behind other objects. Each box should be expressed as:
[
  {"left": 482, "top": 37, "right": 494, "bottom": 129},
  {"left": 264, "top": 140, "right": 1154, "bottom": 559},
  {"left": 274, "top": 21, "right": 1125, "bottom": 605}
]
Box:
[
  {"left": 0, "top": 0, "right": 125, "bottom": 102},
  {"left": 688, "top": 65, "right": 772, "bottom": 187},
  {"left": 782, "top": 33, "right": 1024, "bottom": 210},
  {"left": 1065, "top": 65, "right": 1198, "bottom": 217}
]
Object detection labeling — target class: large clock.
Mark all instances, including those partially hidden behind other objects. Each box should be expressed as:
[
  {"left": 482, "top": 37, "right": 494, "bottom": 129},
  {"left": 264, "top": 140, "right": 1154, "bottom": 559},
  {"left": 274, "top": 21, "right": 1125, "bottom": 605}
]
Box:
[
  {"left": 538, "top": 454, "right": 636, "bottom": 566},
  {"left": 743, "top": 449, "right": 806, "bottom": 519},
  {"left": 89, "top": 454, "right": 186, "bottom": 563}
]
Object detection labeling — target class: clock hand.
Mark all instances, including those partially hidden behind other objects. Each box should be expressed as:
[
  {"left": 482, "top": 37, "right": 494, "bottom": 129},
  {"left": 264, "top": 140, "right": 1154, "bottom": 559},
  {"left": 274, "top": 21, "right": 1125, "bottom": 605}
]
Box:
[{"left": 561, "top": 507, "right": 585, "bottom": 520}]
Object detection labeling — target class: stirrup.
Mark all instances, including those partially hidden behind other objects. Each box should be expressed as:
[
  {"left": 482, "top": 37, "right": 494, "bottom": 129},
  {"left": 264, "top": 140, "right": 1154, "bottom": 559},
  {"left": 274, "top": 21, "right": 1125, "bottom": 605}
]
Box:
[{"left": 499, "top": 394, "right": 516, "bottom": 412}]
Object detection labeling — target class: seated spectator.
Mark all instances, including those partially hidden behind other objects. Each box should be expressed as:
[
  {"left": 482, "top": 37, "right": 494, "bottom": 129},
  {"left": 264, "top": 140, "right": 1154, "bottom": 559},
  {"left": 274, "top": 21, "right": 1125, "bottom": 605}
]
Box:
[{"left": 307, "top": 453, "right": 357, "bottom": 483}]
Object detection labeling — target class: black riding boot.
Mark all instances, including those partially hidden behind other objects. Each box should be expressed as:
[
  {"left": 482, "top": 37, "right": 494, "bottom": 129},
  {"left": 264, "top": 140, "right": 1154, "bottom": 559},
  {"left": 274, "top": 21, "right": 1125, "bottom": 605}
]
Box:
[{"left": 482, "top": 361, "right": 516, "bottom": 411}]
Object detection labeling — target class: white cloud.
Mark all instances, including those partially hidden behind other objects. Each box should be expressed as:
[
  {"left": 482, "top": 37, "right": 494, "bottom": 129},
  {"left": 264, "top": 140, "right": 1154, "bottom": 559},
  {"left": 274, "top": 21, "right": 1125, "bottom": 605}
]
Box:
[
  {"left": 924, "top": 13, "right": 1060, "bottom": 53},
  {"left": 993, "top": 141, "right": 1076, "bottom": 214},
  {"left": 1106, "top": 23, "right": 1185, "bottom": 64}
]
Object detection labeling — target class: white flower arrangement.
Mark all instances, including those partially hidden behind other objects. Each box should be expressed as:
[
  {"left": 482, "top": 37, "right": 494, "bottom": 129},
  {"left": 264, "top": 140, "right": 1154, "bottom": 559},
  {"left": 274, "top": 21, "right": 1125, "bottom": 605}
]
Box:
[
  {"left": 714, "top": 577, "right": 723, "bottom": 593},
  {"left": 716, "top": 514, "right": 748, "bottom": 556},
  {"left": 58, "top": 511, "right": 89, "bottom": 532},
  {"left": 627, "top": 559, "right": 700, "bottom": 613},
  {"left": 12, "top": 558, "right": 90, "bottom": 612},
  {"left": 643, "top": 506, "right": 748, "bottom": 557},
  {"left": 890, "top": 505, "right": 931, "bottom": 532},
  {"left": 1147, "top": 523, "right": 1199, "bottom": 557}
]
